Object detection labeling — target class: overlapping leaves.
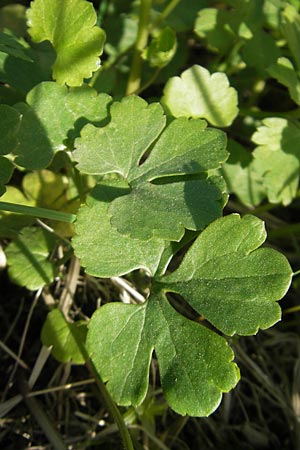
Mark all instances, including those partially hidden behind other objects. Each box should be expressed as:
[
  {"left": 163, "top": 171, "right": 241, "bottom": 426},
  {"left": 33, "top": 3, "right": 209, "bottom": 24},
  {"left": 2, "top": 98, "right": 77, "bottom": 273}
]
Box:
[
  {"left": 88, "top": 214, "right": 292, "bottom": 416},
  {"left": 74, "top": 95, "right": 228, "bottom": 250}
]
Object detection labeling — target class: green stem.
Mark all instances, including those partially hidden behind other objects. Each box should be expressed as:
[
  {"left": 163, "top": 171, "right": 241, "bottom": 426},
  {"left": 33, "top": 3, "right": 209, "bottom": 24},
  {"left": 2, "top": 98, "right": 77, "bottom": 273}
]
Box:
[
  {"left": 154, "top": 0, "right": 181, "bottom": 25},
  {"left": 0, "top": 202, "right": 76, "bottom": 223},
  {"left": 126, "top": 0, "right": 152, "bottom": 95},
  {"left": 86, "top": 359, "right": 135, "bottom": 450},
  {"left": 96, "top": 0, "right": 108, "bottom": 27}
]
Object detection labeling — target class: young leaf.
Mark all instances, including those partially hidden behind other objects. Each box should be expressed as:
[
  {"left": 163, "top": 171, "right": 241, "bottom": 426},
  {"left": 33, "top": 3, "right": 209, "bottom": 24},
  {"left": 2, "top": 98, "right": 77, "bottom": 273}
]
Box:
[
  {"left": 72, "top": 180, "right": 165, "bottom": 277},
  {"left": 74, "top": 96, "right": 228, "bottom": 242},
  {"left": 41, "top": 309, "right": 87, "bottom": 364},
  {"left": 27, "top": 0, "right": 106, "bottom": 86},
  {"left": 0, "top": 157, "right": 14, "bottom": 197},
  {"left": 13, "top": 81, "right": 111, "bottom": 169},
  {"left": 252, "top": 118, "right": 300, "bottom": 205},
  {"left": 161, "top": 65, "right": 239, "bottom": 127},
  {"left": 87, "top": 293, "right": 239, "bottom": 417},
  {"left": 142, "top": 27, "right": 177, "bottom": 68},
  {"left": 5, "top": 226, "right": 57, "bottom": 290},
  {"left": 159, "top": 214, "right": 292, "bottom": 336}
]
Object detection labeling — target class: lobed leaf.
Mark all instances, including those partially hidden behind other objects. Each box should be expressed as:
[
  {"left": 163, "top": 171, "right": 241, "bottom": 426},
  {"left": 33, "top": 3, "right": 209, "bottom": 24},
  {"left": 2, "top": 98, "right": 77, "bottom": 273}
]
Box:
[
  {"left": 72, "top": 180, "right": 165, "bottom": 277},
  {"left": 27, "top": 0, "right": 105, "bottom": 86},
  {"left": 13, "top": 81, "right": 111, "bottom": 169},
  {"left": 41, "top": 309, "right": 87, "bottom": 364},
  {"left": 161, "top": 65, "right": 239, "bottom": 127},
  {"left": 268, "top": 57, "right": 300, "bottom": 105},
  {"left": 159, "top": 214, "right": 292, "bottom": 335},
  {"left": 74, "top": 96, "right": 228, "bottom": 242},
  {"left": 88, "top": 293, "right": 239, "bottom": 417},
  {"left": 142, "top": 27, "right": 177, "bottom": 68}
]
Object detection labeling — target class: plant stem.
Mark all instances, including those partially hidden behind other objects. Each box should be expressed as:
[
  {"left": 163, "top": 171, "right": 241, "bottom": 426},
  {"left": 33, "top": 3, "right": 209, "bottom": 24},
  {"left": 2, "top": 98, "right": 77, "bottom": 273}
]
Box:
[
  {"left": 0, "top": 202, "right": 76, "bottom": 223},
  {"left": 155, "top": 0, "right": 181, "bottom": 25},
  {"left": 126, "top": 0, "right": 152, "bottom": 95},
  {"left": 86, "top": 359, "right": 135, "bottom": 450},
  {"left": 96, "top": 0, "right": 108, "bottom": 26}
]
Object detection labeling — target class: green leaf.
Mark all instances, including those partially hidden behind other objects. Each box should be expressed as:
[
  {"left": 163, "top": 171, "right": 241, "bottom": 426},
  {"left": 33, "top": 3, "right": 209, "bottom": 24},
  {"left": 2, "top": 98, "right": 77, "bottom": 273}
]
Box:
[
  {"left": 142, "top": 27, "right": 177, "bottom": 68},
  {"left": 159, "top": 214, "right": 292, "bottom": 336},
  {"left": 74, "top": 96, "right": 228, "bottom": 242},
  {"left": 153, "top": 0, "right": 209, "bottom": 32},
  {"left": 0, "top": 157, "right": 14, "bottom": 197},
  {"left": 268, "top": 57, "right": 300, "bottom": 105},
  {"left": 0, "top": 186, "right": 35, "bottom": 237},
  {"left": 0, "top": 105, "right": 21, "bottom": 156},
  {"left": 74, "top": 96, "right": 165, "bottom": 178},
  {"left": 27, "top": 0, "right": 106, "bottom": 86},
  {"left": 109, "top": 175, "right": 227, "bottom": 241},
  {"left": 161, "top": 65, "right": 239, "bottom": 127},
  {"left": 252, "top": 118, "right": 300, "bottom": 205},
  {"left": 242, "top": 29, "right": 280, "bottom": 73},
  {"left": 13, "top": 81, "right": 111, "bottom": 169},
  {"left": 281, "top": 4, "right": 300, "bottom": 72},
  {"left": 73, "top": 180, "right": 165, "bottom": 277},
  {"left": 41, "top": 309, "right": 87, "bottom": 364},
  {"left": 194, "top": 8, "right": 236, "bottom": 54},
  {"left": 0, "top": 31, "right": 32, "bottom": 61},
  {"left": 221, "top": 139, "right": 265, "bottom": 207},
  {"left": 5, "top": 226, "right": 57, "bottom": 290},
  {"left": 87, "top": 293, "right": 239, "bottom": 416}
]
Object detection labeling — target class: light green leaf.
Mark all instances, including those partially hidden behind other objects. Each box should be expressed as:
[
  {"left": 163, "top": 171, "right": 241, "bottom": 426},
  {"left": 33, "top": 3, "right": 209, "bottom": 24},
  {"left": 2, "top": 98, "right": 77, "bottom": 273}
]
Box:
[
  {"left": 160, "top": 214, "right": 292, "bottom": 336},
  {"left": 281, "top": 4, "right": 300, "bottom": 72},
  {"left": 0, "top": 157, "right": 14, "bottom": 197},
  {"left": 74, "top": 95, "right": 166, "bottom": 178},
  {"left": 13, "top": 81, "right": 111, "bottom": 169},
  {"left": 0, "top": 105, "right": 21, "bottom": 155},
  {"left": 5, "top": 226, "right": 57, "bottom": 290},
  {"left": 161, "top": 65, "right": 239, "bottom": 127},
  {"left": 221, "top": 139, "right": 265, "bottom": 207},
  {"left": 252, "top": 118, "right": 300, "bottom": 205},
  {"left": 0, "top": 31, "right": 32, "bottom": 61},
  {"left": 142, "top": 27, "right": 177, "bottom": 68},
  {"left": 87, "top": 293, "right": 239, "bottom": 416},
  {"left": 73, "top": 180, "right": 165, "bottom": 277},
  {"left": 268, "top": 57, "right": 300, "bottom": 105},
  {"left": 74, "top": 96, "right": 228, "bottom": 242},
  {"left": 27, "top": 0, "right": 106, "bottom": 86},
  {"left": 41, "top": 309, "right": 87, "bottom": 364}
]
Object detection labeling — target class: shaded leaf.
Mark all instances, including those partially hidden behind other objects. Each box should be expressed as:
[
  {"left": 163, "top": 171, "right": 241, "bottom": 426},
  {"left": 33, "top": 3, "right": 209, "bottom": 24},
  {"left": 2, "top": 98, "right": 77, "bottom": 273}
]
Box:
[
  {"left": 159, "top": 214, "right": 292, "bottom": 336},
  {"left": 27, "top": 0, "right": 106, "bottom": 86},
  {"left": 74, "top": 96, "right": 228, "bottom": 242},
  {"left": 88, "top": 293, "right": 239, "bottom": 416},
  {"left": 0, "top": 157, "right": 14, "bottom": 197},
  {"left": 221, "top": 139, "right": 265, "bottom": 207},
  {"left": 268, "top": 57, "right": 300, "bottom": 105},
  {"left": 41, "top": 309, "right": 87, "bottom": 364},
  {"left": 73, "top": 180, "right": 165, "bottom": 277},
  {"left": 5, "top": 226, "right": 57, "bottom": 290},
  {"left": 161, "top": 65, "right": 239, "bottom": 127},
  {"left": 0, "top": 31, "right": 32, "bottom": 61},
  {"left": 252, "top": 118, "right": 300, "bottom": 205},
  {"left": 0, "top": 104, "right": 21, "bottom": 155},
  {"left": 13, "top": 81, "right": 111, "bottom": 169},
  {"left": 281, "top": 4, "right": 300, "bottom": 71}
]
